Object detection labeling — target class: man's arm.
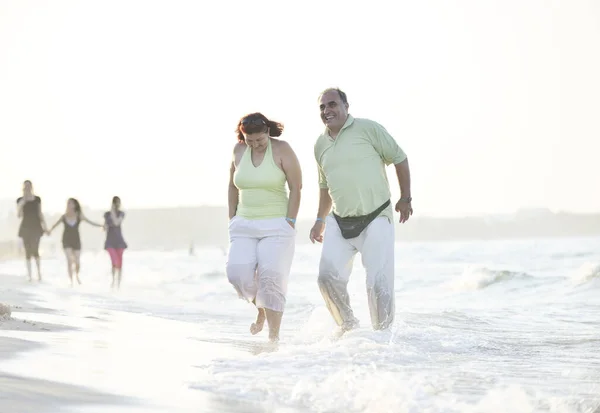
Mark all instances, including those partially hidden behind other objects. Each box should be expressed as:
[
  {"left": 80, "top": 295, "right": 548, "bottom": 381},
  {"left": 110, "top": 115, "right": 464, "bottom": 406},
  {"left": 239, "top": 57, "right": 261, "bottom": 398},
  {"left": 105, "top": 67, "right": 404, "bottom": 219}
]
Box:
[
  {"left": 394, "top": 158, "right": 413, "bottom": 223},
  {"left": 370, "top": 121, "right": 411, "bottom": 197},
  {"left": 316, "top": 164, "right": 332, "bottom": 219},
  {"left": 369, "top": 121, "right": 413, "bottom": 222},
  {"left": 394, "top": 158, "right": 411, "bottom": 201},
  {"left": 369, "top": 121, "right": 407, "bottom": 167},
  {"left": 309, "top": 188, "right": 332, "bottom": 244},
  {"left": 317, "top": 188, "right": 333, "bottom": 220},
  {"left": 310, "top": 159, "right": 333, "bottom": 243}
]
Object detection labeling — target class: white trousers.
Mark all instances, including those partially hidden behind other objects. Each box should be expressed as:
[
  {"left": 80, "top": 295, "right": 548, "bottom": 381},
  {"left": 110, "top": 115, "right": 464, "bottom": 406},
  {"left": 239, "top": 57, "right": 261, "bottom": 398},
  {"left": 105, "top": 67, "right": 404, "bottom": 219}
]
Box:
[
  {"left": 226, "top": 216, "right": 296, "bottom": 312},
  {"left": 318, "top": 215, "right": 395, "bottom": 330}
]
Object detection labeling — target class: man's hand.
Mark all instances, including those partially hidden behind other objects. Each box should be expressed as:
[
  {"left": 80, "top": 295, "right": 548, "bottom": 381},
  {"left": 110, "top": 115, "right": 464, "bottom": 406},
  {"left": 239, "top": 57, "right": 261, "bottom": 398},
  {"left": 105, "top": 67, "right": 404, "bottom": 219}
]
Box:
[
  {"left": 395, "top": 199, "right": 413, "bottom": 223},
  {"left": 309, "top": 220, "right": 325, "bottom": 243}
]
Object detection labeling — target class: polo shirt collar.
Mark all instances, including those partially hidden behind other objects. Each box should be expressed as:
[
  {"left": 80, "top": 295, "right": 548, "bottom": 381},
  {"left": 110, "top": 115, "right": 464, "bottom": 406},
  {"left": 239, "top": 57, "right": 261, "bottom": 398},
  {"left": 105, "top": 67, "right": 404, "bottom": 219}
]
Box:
[{"left": 322, "top": 114, "right": 355, "bottom": 138}]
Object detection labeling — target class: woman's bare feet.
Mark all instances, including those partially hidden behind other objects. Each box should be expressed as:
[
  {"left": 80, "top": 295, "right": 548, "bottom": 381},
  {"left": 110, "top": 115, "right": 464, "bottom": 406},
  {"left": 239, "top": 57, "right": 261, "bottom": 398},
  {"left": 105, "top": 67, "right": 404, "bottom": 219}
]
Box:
[
  {"left": 250, "top": 308, "right": 266, "bottom": 335},
  {"left": 265, "top": 309, "right": 283, "bottom": 342}
]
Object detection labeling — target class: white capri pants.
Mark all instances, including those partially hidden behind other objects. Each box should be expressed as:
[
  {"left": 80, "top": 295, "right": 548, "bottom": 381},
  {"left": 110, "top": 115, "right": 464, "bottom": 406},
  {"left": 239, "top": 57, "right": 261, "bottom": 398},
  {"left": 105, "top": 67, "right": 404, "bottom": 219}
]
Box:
[
  {"left": 318, "top": 215, "right": 395, "bottom": 330},
  {"left": 226, "top": 216, "right": 296, "bottom": 313}
]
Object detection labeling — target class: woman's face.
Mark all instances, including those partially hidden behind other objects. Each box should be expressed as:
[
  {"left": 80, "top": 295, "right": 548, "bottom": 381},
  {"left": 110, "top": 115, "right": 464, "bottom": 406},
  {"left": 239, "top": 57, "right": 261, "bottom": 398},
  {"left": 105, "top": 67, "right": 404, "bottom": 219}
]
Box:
[
  {"left": 67, "top": 199, "right": 76, "bottom": 212},
  {"left": 23, "top": 181, "right": 32, "bottom": 195},
  {"left": 244, "top": 132, "right": 269, "bottom": 151},
  {"left": 113, "top": 199, "right": 121, "bottom": 209}
]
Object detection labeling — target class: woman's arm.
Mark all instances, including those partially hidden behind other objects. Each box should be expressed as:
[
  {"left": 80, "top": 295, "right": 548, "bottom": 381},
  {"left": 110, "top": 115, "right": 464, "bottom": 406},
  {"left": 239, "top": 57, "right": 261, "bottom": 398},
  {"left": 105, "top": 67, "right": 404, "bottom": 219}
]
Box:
[
  {"left": 48, "top": 215, "right": 63, "bottom": 234},
  {"left": 37, "top": 198, "right": 48, "bottom": 233},
  {"left": 16, "top": 198, "right": 26, "bottom": 218},
  {"left": 228, "top": 146, "right": 240, "bottom": 219},
  {"left": 81, "top": 213, "right": 104, "bottom": 228},
  {"left": 110, "top": 210, "right": 124, "bottom": 227},
  {"left": 280, "top": 142, "right": 302, "bottom": 226}
]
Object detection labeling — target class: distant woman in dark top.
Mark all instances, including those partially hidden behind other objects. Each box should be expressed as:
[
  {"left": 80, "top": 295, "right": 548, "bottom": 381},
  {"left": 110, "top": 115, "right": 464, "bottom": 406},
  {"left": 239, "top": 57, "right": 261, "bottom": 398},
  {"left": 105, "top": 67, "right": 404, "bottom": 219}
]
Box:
[
  {"left": 48, "top": 198, "right": 104, "bottom": 286},
  {"left": 16, "top": 180, "right": 48, "bottom": 282},
  {"left": 104, "top": 196, "right": 128, "bottom": 289}
]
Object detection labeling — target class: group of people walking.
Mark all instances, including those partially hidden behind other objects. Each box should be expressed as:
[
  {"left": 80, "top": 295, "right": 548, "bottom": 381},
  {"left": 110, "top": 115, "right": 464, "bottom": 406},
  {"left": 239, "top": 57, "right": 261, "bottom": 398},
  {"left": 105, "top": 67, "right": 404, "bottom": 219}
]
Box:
[
  {"left": 15, "top": 87, "right": 413, "bottom": 341},
  {"left": 226, "top": 88, "right": 413, "bottom": 342},
  {"left": 16, "top": 181, "right": 128, "bottom": 288}
]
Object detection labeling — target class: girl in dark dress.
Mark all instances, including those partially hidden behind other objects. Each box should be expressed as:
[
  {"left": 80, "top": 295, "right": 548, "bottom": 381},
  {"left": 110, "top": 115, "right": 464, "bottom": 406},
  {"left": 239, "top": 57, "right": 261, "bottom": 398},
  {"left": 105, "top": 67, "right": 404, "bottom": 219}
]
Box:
[
  {"left": 104, "top": 196, "right": 128, "bottom": 289},
  {"left": 48, "top": 198, "right": 103, "bottom": 286},
  {"left": 16, "top": 180, "right": 48, "bottom": 282}
]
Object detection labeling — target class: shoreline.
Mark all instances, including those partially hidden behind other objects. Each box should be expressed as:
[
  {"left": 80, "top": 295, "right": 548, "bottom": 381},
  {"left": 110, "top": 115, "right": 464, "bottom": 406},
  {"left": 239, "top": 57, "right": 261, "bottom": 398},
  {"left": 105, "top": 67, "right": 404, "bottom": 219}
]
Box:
[
  {"left": 0, "top": 271, "right": 290, "bottom": 413},
  {"left": 0, "top": 273, "right": 136, "bottom": 413}
]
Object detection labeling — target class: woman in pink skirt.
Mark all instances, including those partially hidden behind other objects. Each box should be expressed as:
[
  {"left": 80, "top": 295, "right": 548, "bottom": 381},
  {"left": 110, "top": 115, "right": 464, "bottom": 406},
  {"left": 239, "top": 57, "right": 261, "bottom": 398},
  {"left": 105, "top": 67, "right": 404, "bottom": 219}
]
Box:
[{"left": 103, "top": 196, "right": 128, "bottom": 289}]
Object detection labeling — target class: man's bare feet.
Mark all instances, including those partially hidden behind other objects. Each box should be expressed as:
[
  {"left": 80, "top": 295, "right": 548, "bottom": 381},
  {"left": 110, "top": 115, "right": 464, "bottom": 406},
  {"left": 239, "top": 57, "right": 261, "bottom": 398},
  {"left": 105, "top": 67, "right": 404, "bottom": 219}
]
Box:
[
  {"left": 341, "top": 318, "right": 360, "bottom": 332},
  {"left": 250, "top": 308, "right": 266, "bottom": 335}
]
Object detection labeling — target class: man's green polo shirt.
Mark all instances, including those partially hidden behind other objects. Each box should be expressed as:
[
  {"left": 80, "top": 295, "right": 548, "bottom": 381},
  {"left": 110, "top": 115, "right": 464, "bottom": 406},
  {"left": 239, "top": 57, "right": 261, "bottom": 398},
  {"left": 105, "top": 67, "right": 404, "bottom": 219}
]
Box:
[{"left": 314, "top": 115, "right": 407, "bottom": 222}]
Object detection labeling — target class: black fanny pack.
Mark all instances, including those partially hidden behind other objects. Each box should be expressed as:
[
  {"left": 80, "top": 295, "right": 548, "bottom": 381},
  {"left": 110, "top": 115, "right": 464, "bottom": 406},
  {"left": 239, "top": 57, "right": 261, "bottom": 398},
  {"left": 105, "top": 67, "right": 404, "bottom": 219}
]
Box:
[{"left": 332, "top": 199, "right": 391, "bottom": 239}]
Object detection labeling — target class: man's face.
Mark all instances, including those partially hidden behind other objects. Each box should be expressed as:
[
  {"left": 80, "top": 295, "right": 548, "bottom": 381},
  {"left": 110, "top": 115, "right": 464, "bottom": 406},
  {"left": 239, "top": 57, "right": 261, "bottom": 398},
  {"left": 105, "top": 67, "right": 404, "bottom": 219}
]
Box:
[{"left": 319, "top": 90, "right": 349, "bottom": 131}]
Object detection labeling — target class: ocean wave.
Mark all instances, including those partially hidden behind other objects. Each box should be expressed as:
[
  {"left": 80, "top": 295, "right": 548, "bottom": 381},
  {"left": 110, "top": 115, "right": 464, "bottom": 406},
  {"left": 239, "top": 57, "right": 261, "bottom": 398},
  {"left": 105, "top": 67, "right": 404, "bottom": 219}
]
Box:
[
  {"left": 570, "top": 262, "right": 600, "bottom": 286},
  {"left": 189, "top": 330, "right": 598, "bottom": 413},
  {"left": 551, "top": 251, "right": 594, "bottom": 259},
  {"left": 445, "top": 266, "right": 533, "bottom": 292}
]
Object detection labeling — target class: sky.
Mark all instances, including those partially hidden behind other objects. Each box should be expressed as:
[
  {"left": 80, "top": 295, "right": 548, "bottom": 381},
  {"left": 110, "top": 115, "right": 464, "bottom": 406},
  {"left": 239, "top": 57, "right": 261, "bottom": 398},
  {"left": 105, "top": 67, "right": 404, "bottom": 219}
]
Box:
[{"left": 1, "top": 0, "right": 599, "bottom": 219}]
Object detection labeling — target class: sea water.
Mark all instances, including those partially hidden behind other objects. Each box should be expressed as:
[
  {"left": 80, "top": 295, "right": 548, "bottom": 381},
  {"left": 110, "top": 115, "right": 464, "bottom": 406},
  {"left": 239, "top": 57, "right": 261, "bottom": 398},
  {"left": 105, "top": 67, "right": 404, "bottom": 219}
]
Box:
[{"left": 0, "top": 236, "right": 599, "bottom": 412}]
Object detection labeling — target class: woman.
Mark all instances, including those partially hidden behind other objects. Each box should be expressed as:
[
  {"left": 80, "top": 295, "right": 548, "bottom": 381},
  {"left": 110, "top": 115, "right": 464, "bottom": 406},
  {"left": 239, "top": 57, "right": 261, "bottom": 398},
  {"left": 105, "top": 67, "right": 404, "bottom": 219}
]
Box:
[
  {"left": 226, "top": 112, "right": 302, "bottom": 342},
  {"left": 47, "top": 198, "right": 104, "bottom": 286},
  {"left": 16, "top": 180, "right": 48, "bottom": 282},
  {"left": 104, "top": 196, "right": 128, "bottom": 289}
]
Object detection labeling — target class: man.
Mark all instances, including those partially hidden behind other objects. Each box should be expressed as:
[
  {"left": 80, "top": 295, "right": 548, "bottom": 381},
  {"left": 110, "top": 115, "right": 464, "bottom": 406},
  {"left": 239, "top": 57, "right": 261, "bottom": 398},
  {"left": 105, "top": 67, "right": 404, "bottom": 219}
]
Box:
[{"left": 309, "top": 88, "right": 412, "bottom": 332}]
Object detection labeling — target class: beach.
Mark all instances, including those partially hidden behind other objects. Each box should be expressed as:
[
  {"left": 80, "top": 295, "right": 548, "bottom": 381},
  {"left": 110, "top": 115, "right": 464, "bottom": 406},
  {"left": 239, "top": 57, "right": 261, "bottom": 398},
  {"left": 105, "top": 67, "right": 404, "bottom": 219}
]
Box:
[{"left": 1, "top": 238, "right": 599, "bottom": 413}]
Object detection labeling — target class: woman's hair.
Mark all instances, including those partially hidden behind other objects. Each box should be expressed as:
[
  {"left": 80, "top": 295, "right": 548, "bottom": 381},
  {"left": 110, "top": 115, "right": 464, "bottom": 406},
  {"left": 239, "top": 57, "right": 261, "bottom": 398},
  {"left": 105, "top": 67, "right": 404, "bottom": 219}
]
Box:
[
  {"left": 67, "top": 198, "right": 82, "bottom": 216},
  {"left": 235, "top": 112, "right": 284, "bottom": 143},
  {"left": 112, "top": 196, "right": 121, "bottom": 209}
]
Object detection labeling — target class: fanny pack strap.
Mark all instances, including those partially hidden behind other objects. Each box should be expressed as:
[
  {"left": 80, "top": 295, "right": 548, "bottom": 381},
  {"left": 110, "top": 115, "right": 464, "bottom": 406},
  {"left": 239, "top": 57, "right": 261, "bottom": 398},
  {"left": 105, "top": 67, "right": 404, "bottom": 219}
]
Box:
[{"left": 332, "top": 199, "right": 391, "bottom": 239}]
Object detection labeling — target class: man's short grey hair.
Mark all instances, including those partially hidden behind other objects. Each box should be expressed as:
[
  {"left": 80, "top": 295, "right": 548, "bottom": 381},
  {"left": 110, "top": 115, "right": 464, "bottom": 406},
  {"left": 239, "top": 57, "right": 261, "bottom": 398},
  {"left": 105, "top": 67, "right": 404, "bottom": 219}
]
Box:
[{"left": 319, "top": 87, "right": 348, "bottom": 105}]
